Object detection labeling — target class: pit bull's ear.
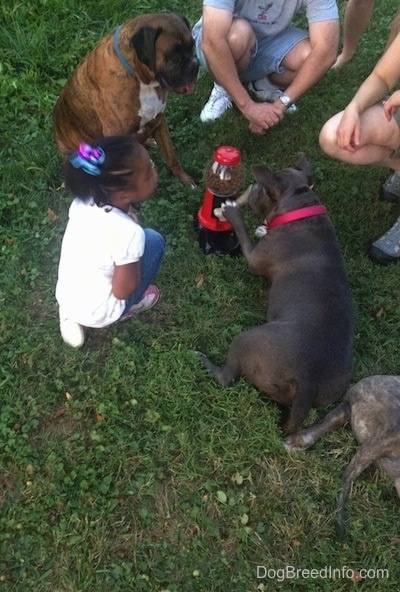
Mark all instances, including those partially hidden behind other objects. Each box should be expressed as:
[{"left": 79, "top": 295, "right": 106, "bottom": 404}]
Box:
[
  {"left": 295, "top": 153, "right": 313, "bottom": 185},
  {"left": 250, "top": 164, "right": 280, "bottom": 201},
  {"left": 130, "top": 26, "right": 162, "bottom": 71}
]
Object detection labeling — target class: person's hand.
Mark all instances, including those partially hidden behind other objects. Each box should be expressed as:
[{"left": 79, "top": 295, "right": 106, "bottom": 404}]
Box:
[
  {"left": 243, "top": 99, "right": 285, "bottom": 134},
  {"left": 383, "top": 90, "right": 400, "bottom": 121},
  {"left": 336, "top": 105, "right": 361, "bottom": 152},
  {"left": 249, "top": 121, "right": 266, "bottom": 134}
]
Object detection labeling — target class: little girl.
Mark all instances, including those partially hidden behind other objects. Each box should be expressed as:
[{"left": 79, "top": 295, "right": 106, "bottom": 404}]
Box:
[{"left": 56, "top": 136, "right": 166, "bottom": 348}]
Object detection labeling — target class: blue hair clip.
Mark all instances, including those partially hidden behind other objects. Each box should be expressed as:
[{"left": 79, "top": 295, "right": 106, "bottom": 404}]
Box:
[{"left": 69, "top": 143, "right": 105, "bottom": 176}]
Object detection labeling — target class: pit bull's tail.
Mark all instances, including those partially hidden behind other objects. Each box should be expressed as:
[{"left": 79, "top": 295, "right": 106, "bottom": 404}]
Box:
[{"left": 336, "top": 434, "right": 399, "bottom": 539}]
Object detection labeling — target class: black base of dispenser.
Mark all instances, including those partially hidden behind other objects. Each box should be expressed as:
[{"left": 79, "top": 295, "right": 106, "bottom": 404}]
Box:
[{"left": 196, "top": 223, "right": 242, "bottom": 257}]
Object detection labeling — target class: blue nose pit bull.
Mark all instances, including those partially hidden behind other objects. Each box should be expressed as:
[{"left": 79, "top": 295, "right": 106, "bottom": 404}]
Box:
[
  {"left": 197, "top": 154, "right": 355, "bottom": 436},
  {"left": 284, "top": 375, "right": 400, "bottom": 539}
]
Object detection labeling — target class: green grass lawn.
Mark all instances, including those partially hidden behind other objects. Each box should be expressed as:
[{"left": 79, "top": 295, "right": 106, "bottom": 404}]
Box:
[{"left": 1, "top": 0, "right": 400, "bottom": 590}]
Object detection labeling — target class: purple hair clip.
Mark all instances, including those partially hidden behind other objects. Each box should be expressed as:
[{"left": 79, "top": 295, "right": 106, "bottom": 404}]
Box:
[{"left": 69, "top": 143, "right": 105, "bottom": 176}]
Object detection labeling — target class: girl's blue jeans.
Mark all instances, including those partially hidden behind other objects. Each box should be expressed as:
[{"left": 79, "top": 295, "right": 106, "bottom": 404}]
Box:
[{"left": 121, "top": 228, "right": 166, "bottom": 315}]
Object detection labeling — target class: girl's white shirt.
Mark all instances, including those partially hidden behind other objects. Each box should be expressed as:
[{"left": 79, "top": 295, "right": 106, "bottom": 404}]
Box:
[{"left": 56, "top": 198, "right": 145, "bottom": 328}]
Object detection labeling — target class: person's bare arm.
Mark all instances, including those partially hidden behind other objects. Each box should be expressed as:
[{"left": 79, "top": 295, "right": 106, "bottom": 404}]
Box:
[
  {"left": 332, "top": 0, "right": 375, "bottom": 69},
  {"left": 336, "top": 33, "right": 400, "bottom": 151},
  {"left": 201, "top": 6, "right": 284, "bottom": 132},
  {"left": 112, "top": 261, "right": 140, "bottom": 300},
  {"left": 201, "top": 7, "right": 253, "bottom": 114},
  {"left": 386, "top": 6, "right": 400, "bottom": 48},
  {"left": 352, "top": 33, "right": 400, "bottom": 110},
  {"left": 283, "top": 20, "right": 339, "bottom": 103}
]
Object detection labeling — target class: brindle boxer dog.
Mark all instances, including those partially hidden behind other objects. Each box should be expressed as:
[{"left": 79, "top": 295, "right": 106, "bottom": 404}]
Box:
[
  {"left": 284, "top": 375, "right": 400, "bottom": 538},
  {"left": 197, "top": 154, "right": 355, "bottom": 436},
  {"left": 53, "top": 13, "right": 199, "bottom": 186}
]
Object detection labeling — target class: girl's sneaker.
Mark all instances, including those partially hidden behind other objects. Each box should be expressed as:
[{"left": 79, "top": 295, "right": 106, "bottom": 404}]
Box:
[
  {"left": 60, "top": 318, "right": 85, "bottom": 348},
  {"left": 124, "top": 285, "right": 160, "bottom": 318}
]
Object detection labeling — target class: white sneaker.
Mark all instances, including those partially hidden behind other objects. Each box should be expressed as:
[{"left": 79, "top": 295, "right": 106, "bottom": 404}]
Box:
[
  {"left": 60, "top": 318, "right": 85, "bottom": 348},
  {"left": 200, "top": 83, "right": 232, "bottom": 122}
]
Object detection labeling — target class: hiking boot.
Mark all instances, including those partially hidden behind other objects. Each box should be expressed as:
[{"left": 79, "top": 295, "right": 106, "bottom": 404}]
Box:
[
  {"left": 60, "top": 318, "right": 85, "bottom": 348},
  {"left": 368, "top": 216, "right": 400, "bottom": 264},
  {"left": 379, "top": 171, "right": 400, "bottom": 201},
  {"left": 248, "top": 79, "right": 297, "bottom": 113},
  {"left": 200, "top": 83, "right": 232, "bottom": 122}
]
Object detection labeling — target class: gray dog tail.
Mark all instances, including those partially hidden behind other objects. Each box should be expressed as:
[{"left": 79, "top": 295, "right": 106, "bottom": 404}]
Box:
[{"left": 335, "top": 435, "right": 395, "bottom": 540}]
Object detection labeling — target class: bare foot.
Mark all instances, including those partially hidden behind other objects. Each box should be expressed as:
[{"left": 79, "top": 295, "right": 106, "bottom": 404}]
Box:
[{"left": 331, "top": 52, "right": 353, "bottom": 71}]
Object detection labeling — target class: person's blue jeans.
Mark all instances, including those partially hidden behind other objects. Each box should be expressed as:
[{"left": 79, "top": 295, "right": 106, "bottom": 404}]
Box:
[{"left": 121, "top": 228, "right": 166, "bottom": 315}]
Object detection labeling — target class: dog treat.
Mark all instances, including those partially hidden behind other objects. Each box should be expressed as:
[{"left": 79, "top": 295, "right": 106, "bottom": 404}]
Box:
[{"left": 203, "top": 146, "right": 244, "bottom": 196}]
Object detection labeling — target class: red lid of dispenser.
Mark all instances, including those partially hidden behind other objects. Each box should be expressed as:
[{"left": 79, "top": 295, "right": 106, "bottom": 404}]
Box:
[{"left": 213, "top": 146, "right": 241, "bottom": 166}]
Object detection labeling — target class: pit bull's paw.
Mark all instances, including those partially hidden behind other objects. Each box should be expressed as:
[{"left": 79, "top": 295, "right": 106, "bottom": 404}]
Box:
[
  {"left": 221, "top": 199, "right": 238, "bottom": 211},
  {"left": 216, "top": 195, "right": 246, "bottom": 221},
  {"left": 221, "top": 199, "right": 240, "bottom": 224}
]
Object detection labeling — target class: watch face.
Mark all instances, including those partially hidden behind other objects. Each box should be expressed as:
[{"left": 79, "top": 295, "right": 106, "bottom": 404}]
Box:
[{"left": 280, "top": 94, "right": 291, "bottom": 106}]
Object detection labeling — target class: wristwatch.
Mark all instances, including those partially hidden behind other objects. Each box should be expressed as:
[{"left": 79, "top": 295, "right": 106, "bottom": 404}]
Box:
[{"left": 279, "top": 94, "right": 292, "bottom": 108}]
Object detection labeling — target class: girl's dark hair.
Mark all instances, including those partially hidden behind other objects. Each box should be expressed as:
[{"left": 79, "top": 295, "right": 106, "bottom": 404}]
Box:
[{"left": 63, "top": 135, "right": 144, "bottom": 206}]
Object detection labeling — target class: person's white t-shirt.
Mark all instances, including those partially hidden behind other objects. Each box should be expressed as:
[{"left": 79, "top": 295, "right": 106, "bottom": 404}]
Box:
[{"left": 56, "top": 198, "right": 145, "bottom": 328}]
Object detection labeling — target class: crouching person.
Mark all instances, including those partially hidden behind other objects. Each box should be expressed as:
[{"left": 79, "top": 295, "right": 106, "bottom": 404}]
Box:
[
  {"left": 56, "top": 136, "right": 165, "bottom": 348},
  {"left": 319, "top": 14, "right": 400, "bottom": 264}
]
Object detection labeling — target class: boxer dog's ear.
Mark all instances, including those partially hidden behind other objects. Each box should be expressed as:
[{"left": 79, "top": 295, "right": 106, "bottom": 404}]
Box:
[
  {"left": 173, "top": 13, "right": 190, "bottom": 31},
  {"left": 130, "top": 26, "right": 162, "bottom": 71}
]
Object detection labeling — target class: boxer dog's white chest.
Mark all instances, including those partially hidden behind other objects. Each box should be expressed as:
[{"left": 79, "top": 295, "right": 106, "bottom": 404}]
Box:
[{"left": 138, "top": 82, "right": 166, "bottom": 128}]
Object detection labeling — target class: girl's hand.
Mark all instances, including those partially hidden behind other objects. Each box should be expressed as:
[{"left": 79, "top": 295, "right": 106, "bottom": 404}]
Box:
[
  {"left": 336, "top": 105, "right": 361, "bottom": 152},
  {"left": 383, "top": 90, "right": 400, "bottom": 121}
]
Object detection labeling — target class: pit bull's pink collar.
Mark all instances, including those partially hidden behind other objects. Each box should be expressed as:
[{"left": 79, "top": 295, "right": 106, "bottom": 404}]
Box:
[
  {"left": 267, "top": 205, "right": 327, "bottom": 231},
  {"left": 256, "top": 205, "right": 327, "bottom": 238}
]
